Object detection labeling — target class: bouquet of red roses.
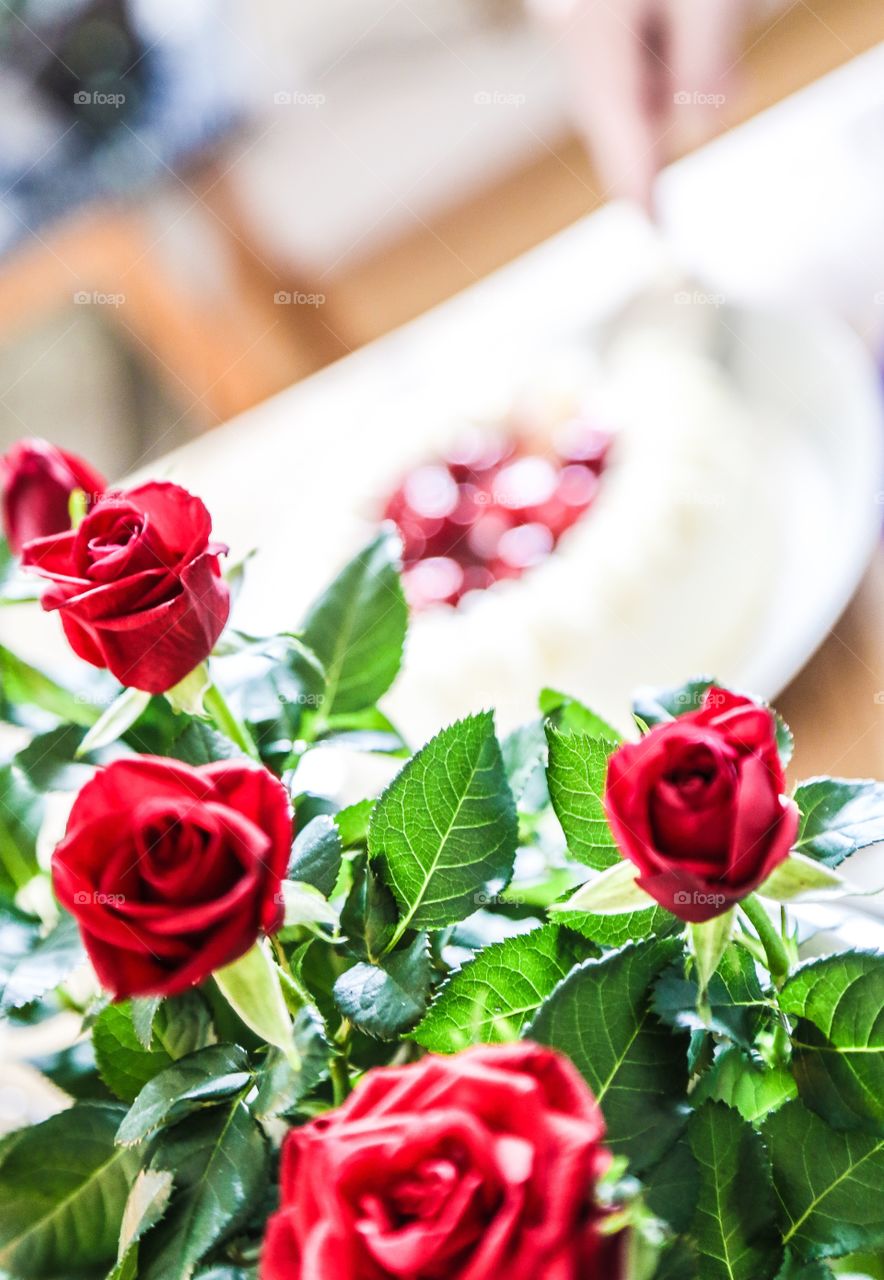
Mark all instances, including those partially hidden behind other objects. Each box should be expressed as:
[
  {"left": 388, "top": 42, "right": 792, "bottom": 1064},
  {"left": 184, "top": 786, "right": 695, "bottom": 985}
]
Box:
[{"left": 0, "top": 439, "right": 882, "bottom": 1280}]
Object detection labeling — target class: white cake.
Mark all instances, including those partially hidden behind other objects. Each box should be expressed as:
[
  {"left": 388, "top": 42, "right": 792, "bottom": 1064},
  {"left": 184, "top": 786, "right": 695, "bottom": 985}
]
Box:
[{"left": 386, "top": 327, "right": 776, "bottom": 739}]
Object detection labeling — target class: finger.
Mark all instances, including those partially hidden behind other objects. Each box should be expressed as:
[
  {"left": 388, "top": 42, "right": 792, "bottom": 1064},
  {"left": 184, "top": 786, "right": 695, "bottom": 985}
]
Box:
[
  {"left": 666, "top": 0, "right": 747, "bottom": 144},
  {"left": 562, "top": 0, "right": 670, "bottom": 209}
]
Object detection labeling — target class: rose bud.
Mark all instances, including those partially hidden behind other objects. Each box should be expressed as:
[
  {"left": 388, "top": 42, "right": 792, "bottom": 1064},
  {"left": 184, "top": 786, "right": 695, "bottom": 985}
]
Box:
[
  {"left": 261, "top": 1042, "right": 624, "bottom": 1280},
  {"left": 605, "top": 687, "right": 799, "bottom": 922},
  {"left": 21, "top": 481, "right": 230, "bottom": 693},
  {"left": 0, "top": 437, "right": 106, "bottom": 554},
  {"left": 53, "top": 757, "right": 291, "bottom": 999}
]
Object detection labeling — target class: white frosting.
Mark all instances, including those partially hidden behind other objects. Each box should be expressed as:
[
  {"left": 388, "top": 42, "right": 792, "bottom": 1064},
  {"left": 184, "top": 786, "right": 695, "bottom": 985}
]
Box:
[{"left": 387, "top": 330, "right": 777, "bottom": 740}]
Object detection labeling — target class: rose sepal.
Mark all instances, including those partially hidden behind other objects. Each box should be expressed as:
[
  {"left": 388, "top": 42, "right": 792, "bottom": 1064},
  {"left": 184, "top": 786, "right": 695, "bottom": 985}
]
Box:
[
  {"left": 165, "top": 662, "right": 211, "bottom": 717},
  {"left": 279, "top": 880, "right": 339, "bottom": 932},
  {"left": 67, "top": 487, "right": 88, "bottom": 530},
  {"left": 75, "top": 686, "right": 151, "bottom": 757},
  {"left": 550, "top": 859, "right": 656, "bottom": 915},
  {"left": 756, "top": 851, "right": 851, "bottom": 903},
  {"left": 688, "top": 910, "right": 735, "bottom": 998},
  {"left": 214, "top": 939, "right": 300, "bottom": 1069}
]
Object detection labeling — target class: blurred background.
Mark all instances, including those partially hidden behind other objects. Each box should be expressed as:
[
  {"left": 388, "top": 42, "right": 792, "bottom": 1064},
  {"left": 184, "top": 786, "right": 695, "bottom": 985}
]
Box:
[
  {"left": 3, "top": 0, "right": 884, "bottom": 785},
  {"left": 1, "top": 0, "right": 883, "bottom": 478}
]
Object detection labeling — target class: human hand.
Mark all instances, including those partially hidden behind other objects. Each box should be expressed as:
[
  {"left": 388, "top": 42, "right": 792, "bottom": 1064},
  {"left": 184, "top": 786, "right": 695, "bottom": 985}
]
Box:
[{"left": 532, "top": 0, "right": 752, "bottom": 210}]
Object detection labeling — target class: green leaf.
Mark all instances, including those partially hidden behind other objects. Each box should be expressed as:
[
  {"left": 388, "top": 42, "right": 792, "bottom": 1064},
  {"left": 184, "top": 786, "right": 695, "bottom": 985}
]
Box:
[
  {"left": 333, "top": 933, "right": 432, "bottom": 1039},
  {"left": 780, "top": 953, "right": 884, "bottom": 1135},
  {"left": 94, "top": 996, "right": 212, "bottom": 1102},
  {"left": 300, "top": 528, "right": 407, "bottom": 715},
  {"left": 545, "top": 725, "right": 620, "bottom": 870},
  {"left": 655, "top": 1238, "right": 700, "bottom": 1280},
  {"left": 340, "top": 856, "right": 398, "bottom": 960},
  {"left": 28, "top": 1039, "right": 111, "bottom": 1102},
  {"left": 312, "top": 706, "right": 409, "bottom": 756},
  {"left": 412, "top": 923, "right": 588, "bottom": 1052},
  {"left": 116, "top": 1045, "right": 253, "bottom": 1145},
  {"left": 758, "top": 854, "right": 848, "bottom": 903},
  {"left": 0, "top": 1102, "right": 140, "bottom": 1278},
  {"left": 0, "top": 904, "right": 41, "bottom": 1000},
  {"left": 335, "top": 799, "right": 374, "bottom": 849},
  {"left": 688, "top": 1101, "right": 782, "bottom": 1280},
  {"left": 551, "top": 859, "right": 654, "bottom": 914},
  {"left": 693, "top": 1047, "right": 797, "bottom": 1124},
  {"left": 220, "top": 633, "right": 325, "bottom": 750},
  {"left": 131, "top": 997, "right": 163, "bottom": 1050},
  {"left": 12, "top": 724, "right": 97, "bottom": 792},
  {"left": 642, "top": 1134, "right": 698, "bottom": 1234},
  {"left": 369, "top": 712, "right": 518, "bottom": 939},
  {"left": 76, "top": 687, "right": 151, "bottom": 756},
  {"left": 526, "top": 937, "right": 687, "bottom": 1171},
  {"left": 793, "top": 778, "right": 884, "bottom": 868},
  {"left": 169, "top": 720, "right": 247, "bottom": 766},
  {"left": 538, "top": 687, "right": 623, "bottom": 741},
  {"left": 94, "top": 1004, "right": 177, "bottom": 1103},
  {"left": 0, "top": 762, "right": 44, "bottom": 898},
  {"left": 774, "top": 1250, "right": 832, "bottom": 1279},
  {"left": 652, "top": 946, "right": 769, "bottom": 1051},
  {"left": 108, "top": 1169, "right": 174, "bottom": 1280},
  {"left": 194, "top": 1268, "right": 255, "bottom": 1280},
  {"left": 252, "top": 1008, "right": 330, "bottom": 1119},
  {"left": 830, "top": 1254, "right": 884, "bottom": 1279},
  {"left": 633, "top": 677, "right": 717, "bottom": 726},
  {"left": 0, "top": 643, "right": 99, "bottom": 727},
  {"left": 214, "top": 941, "right": 297, "bottom": 1065},
  {"left": 142, "top": 1101, "right": 268, "bottom": 1280},
  {"left": 501, "top": 719, "right": 549, "bottom": 810},
  {"left": 288, "top": 815, "right": 342, "bottom": 898},
  {"left": 764, "top": 1099, "right": 884, "bottom": 1260},
  {"left": 0, "top": 913, "right": 85, "bottom": 1013},
  {"left": 776, "top": 719, "right": 795, "bottom": 770},
  {"left": 689, "top": 911, "right": 735, "bottom": 995},
  {"left": 552, "top": 902, "right": 678, "bottom": 950}
]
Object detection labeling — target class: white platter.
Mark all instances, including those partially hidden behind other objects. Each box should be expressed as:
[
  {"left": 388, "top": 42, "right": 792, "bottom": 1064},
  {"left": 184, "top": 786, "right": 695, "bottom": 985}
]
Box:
[{"left": 3, "top": 209, "right": 882, "bottom": 743}]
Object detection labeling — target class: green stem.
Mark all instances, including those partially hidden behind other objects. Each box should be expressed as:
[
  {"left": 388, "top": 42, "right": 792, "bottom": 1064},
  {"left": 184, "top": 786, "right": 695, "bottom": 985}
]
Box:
[
  {"left": 204, "top": 682, "right": 261, "bottom": 762},
  {"left": 741, "top": 895, "right": 791, "bottom": 986},
  {"left": 329, "top": 1021, "right": 353, "bottom": 1106},
  {"left": 329, "top": 1056, "right": 352, "bottom": 1106}
]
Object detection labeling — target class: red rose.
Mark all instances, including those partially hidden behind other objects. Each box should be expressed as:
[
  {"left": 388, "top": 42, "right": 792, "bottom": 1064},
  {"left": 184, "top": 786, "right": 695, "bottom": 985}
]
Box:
[
  {"left": 261, "top": 1043, "right": 623, "bottom": 1280},
  {"left": 0, "top": 437, "right": 105, "bottom": 554},
  {"left": 605, "top": 687, "right": 799, "bottom": 922},
  {"left": 52, "top": 757, "right": 291, "bottom": 998},
  {"left": 21, "top": 481, "right": 229, "bottom": 693}
]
